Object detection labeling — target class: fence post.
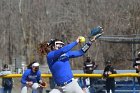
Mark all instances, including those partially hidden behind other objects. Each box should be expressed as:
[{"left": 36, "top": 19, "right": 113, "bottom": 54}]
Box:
[{"left": 133, "top": 77, "right": 136, "bottom": 93}]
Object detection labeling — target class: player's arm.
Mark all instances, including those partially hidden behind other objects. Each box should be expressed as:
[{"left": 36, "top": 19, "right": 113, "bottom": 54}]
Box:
[
  {"left": 54, "top": 36, "right": 85, "bottom": 56},
  {"left": 81, "top": 33, "right": 102, "bottom": 53},
  {"left": 67, "top": 37, "right": 97, "bottom": 58},
  {"left": 37, "top": 71, "right": 47, "bottom": 88},
  {"left": 81, "top": 26, "right": 103, "bottom": 53},
  {"left": 63, "top": 38, "right": 95, "bottom": 58},
  {"left": 81, "top": 36, "right": 96, "bottom": 53},
  {"left": 37, "top": 71, "right": 42, "bottom": 83},
  {"left": 112, "top": 68, "right": 117, "bottom": 74},
  {"left": 21, "top": 70, "right": 29, "bottom": 84},
  {"left": 58, "top": 41, "right": 78, "bottom": 53},
  {"left": 48, "top": 41, "right": 78, "bottom": 60},
  {"left": 67, "top": 50, "right": 84, "bottom": 58},
  {"left": 103, "top": 67, "right": 108, "bottom": 77},
  {"left": 48, "top": 36, "right": 83, "bottom": 60}
]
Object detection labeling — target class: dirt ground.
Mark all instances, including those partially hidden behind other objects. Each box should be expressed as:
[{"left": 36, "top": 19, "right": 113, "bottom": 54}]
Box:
[{"left": 0, "top": 78, "right": 50, "bottom": 93}]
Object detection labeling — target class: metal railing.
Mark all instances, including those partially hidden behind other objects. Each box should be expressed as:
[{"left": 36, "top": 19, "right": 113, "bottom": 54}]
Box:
[
  {"left": 0, "top": 73, "right": 139, "bottom": 78},
  {"left": 0, "top": 73, "right": 140, "bottom": 93}
]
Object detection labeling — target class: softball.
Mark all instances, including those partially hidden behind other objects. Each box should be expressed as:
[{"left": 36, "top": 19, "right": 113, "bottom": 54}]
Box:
[{"left": 79, "top": 36, "right": 86, "bottom": 43}]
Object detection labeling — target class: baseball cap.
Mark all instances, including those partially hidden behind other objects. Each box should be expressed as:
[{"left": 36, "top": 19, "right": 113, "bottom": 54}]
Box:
[{"left": 106, "top": 61, "right": 111, "bottom": 64}]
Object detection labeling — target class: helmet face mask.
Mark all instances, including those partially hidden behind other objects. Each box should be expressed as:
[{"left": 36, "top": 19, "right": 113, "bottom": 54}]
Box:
[
  {"left": 32, "top": 66, "right": 39, "bottom": 72},
  {"left": 54, "top": 41, "right": 65, "bottom": 50},
  {"left": 47, "top": 39, "right": 64, "bottom": 50}
]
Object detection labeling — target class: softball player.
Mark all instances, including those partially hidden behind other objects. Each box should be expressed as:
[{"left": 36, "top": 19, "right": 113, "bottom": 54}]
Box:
[
  {"left": 38, "top": 35, "right": 99, "bottom": 93},
  {"left": 21, "top": 62, "right": 45, "bottom": 93}
]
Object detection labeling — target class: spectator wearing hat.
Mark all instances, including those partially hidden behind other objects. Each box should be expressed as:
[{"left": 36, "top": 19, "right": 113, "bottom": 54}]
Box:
[
  {"left": 21, "top": 62, "right": 46, "bottom": 93},
  {"left": 103, "top": 61, "right": 117, "bottom": 93},
  {"left": 133, "top": 52, "right": 140, "bottom": 85}
]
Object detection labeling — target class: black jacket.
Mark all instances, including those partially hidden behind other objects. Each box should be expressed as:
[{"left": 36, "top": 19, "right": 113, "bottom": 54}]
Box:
[
  {"left": 133, "top": 57, "right": 140, "bottom": 73},
  {"left": 103, "top": 65, "right": 117, "bottom": 81},
  {"left": 83, "top": 61, "right": 97, "bottom": 74}
]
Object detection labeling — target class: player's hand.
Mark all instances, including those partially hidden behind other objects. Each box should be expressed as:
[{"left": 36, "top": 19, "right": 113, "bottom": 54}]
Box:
[
  {"left": 135, "top": 66, "right": 139, "bottom": 69},
  {"left": 108, "top": 71, "right": 112, "bottom": 75},
  {"left": 76, "top": 36, "right": 82, "bottom": 43},
  {"left": 26, "top": 81, "right": 33, "bottom": 87}
]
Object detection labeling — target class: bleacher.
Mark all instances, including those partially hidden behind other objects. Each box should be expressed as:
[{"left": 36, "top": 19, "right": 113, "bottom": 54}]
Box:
[
  {"left": 115, "top": 80, "right": 140, "bottom": 93},
  {"left": 74, "top": 70, "right": 140, "bottom": 93},
  {"left": 91, "top": 78, "right": 140, "bottom": 93},
  {"left": 88, "top": 79, "right": 140, "bottom": 93}
]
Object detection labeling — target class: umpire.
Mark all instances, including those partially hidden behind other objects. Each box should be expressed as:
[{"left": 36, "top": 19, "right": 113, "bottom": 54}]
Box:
[{"left": 103, "top": 61, "right": 117, "bottom": 93}]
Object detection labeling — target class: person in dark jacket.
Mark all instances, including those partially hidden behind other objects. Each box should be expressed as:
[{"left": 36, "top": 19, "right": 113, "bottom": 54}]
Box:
[
  {"left": 133, "top": 52, "right": 140, "bottom": 85},
  {"left": 82, "top": 56, "right": 98, "bottom": 93},
  {"left": 77, "top": 57, "right": 97, "bottom": 93},
  {"left": 103, "top": 61, "right": 117, "bottom": 93},
  {"left": 2, "top": 64, "right": 13, "bottom": 93},
  {"left": 83, "top": 56, "right": 97, "bottom": 74}
]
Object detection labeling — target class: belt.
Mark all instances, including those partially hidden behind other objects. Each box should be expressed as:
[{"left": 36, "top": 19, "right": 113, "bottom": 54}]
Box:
[{"left": 57, "top": 79, "right": 73, "bottom": 86}]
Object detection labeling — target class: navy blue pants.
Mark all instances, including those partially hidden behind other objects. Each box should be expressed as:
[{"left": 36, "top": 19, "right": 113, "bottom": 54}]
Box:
[{"left": 3, "top": 87, "right": 12, "bottom": 93}]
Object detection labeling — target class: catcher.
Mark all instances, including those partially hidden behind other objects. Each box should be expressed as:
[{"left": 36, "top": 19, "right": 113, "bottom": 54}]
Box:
[{"left": 21, "top": 61, "right": 47, "bottom": 93}]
